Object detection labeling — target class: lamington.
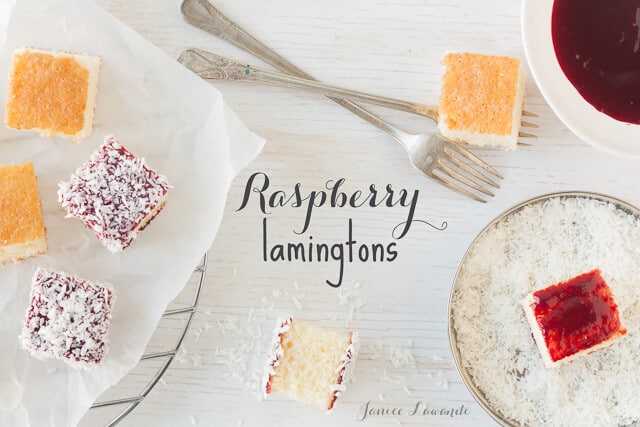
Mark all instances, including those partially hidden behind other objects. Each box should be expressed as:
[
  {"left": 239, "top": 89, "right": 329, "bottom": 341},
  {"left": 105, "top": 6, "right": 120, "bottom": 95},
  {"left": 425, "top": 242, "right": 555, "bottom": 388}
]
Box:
[
  {"left": 58, "top": 136, "right": 170, "bottom": 253},
  {"left": 437, "top": 52, "right": 526, "bottom": 150},
  {"left": 262, "top": 317, "right": 358, "bottom": 412},
  {"left": 0, "top": 162, "right": 47, "bottom": 264},
  {"left": 19, "top": 267, "right": 114, "bottom": 368},
  {"left": 521, "top": 269, "right": 627, "bottom": 368},
  {"left": 5, "top": 47, "right": 101, "bottom": 143}
]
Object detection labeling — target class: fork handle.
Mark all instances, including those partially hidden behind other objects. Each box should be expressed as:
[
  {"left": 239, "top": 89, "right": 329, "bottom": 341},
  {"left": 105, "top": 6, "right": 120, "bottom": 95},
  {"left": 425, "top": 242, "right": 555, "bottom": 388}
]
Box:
[
  {"left": 181, "top": 48, "right": 439, "bottom": 121},
  {"left": 181, "top": 0, "right": 307, "bottom": 80},
  {"left": 180, "top": 0, "right": 413, "bottom": 146}
]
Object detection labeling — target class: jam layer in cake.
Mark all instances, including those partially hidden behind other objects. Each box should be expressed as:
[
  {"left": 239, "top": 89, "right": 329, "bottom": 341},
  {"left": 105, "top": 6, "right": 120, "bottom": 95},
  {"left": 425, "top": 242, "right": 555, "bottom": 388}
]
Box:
[
  {"left": 523, "top": 269, "right": 627, "bottom": 366},
  {"left": 20, "top": 267, "right": 114, "bottom": 368},
  {"left": 0, "top": 162, "right": 47, "bottom": 264},
  {"left": 58, "top": 136, "right": 170, "bottom": 252}
]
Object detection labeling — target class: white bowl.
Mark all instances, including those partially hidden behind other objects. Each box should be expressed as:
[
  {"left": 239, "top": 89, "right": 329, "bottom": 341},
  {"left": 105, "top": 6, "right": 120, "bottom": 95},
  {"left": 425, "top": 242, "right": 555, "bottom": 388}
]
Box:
[{"left": 521, "top": 0, "right": 640, "bottom": 159}]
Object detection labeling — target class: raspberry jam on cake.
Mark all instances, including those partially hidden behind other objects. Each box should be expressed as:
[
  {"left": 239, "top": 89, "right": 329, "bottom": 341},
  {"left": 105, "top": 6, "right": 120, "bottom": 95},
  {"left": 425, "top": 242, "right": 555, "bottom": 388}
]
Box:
[{"left": 523, "top": 269, "right": 627, "bottom": 366}]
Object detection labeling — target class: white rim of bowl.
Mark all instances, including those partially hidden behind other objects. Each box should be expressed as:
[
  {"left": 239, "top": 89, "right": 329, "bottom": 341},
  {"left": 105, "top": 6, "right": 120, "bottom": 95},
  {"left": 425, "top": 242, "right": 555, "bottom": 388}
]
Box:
[{"left": 521, "top": 0, "right": 640, "bottom": 159}]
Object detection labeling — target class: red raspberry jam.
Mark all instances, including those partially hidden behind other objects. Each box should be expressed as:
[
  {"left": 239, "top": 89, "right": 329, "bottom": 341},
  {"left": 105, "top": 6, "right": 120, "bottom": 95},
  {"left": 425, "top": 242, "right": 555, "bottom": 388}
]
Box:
[
  {"left": 552, "top": 0, "right": 640, "bottom": 124},
  {"left": 530, "top": 269, "right": 626, "bottom": 363}
]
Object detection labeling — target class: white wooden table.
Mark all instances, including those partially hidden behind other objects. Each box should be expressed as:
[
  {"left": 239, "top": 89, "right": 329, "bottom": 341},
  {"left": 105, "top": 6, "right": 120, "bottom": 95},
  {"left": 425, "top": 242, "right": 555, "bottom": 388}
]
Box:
[{"left": 79, "top": 1, "right": 640, "bottom": 426}]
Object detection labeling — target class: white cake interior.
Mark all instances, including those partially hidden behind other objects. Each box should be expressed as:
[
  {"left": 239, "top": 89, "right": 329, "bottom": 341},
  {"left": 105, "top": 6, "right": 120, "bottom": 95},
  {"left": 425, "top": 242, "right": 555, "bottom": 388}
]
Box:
[{"left": 0, "top": 237, "right": 47, "bottom": 265}]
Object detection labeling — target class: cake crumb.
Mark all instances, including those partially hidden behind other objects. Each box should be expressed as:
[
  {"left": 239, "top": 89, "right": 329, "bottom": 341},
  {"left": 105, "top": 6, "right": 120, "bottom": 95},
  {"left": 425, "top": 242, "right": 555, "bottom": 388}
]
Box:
[{"left": 380, "top": 370, "right": 406, "bottom": 384}]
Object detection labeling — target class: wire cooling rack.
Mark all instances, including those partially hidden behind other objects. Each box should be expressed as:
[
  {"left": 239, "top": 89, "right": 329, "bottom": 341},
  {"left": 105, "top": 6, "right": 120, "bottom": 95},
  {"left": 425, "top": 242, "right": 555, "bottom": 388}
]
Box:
[{"left": 83, "top": 253, "right": 207, "bottom": 426}]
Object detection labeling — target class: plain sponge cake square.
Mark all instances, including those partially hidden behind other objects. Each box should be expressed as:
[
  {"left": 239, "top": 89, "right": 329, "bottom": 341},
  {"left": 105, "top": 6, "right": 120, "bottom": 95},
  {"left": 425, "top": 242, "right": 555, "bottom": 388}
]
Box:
[
  {"left": 438, "top": 52, "right": 525, "bottom": 150},
  {"left": 262, "top": 317, "right": 358, "bottom": 412},
  {"left": 0, "top": 162, "right": 47, "bottom": 265},
  {"left": 4, "top": 47, "right": 101, "bottom": 143}
]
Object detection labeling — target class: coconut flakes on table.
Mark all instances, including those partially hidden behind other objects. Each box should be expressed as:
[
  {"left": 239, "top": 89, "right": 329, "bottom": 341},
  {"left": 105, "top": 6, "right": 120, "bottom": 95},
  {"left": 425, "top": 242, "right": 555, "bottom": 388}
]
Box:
[
  {"left": 292, "top": 296, "right": 304, "bottom": 310},
  {"left": 389, "top": 343, "right": 417, "bottom": 369},
  {"left": 336, "top": 281, "right": 365, "bottom": 326},
  {"left": 380, "top": 370, "right": 406, "bottom": 384},
  {"left": 451, "top": 197, "right": 640, "bottom": 425},
  {"left": 217, "top": 313, "right": 241, "bottom": 333}
]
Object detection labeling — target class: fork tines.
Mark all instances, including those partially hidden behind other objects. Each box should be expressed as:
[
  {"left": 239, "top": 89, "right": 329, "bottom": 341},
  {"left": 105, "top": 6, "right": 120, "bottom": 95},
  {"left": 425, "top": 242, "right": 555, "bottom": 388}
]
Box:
[
  {"left": 519, "top": 110, "right": 539, "bottom": 138},
  {"left": 430, "top": 142, "right": 503, "bottom": 203}
]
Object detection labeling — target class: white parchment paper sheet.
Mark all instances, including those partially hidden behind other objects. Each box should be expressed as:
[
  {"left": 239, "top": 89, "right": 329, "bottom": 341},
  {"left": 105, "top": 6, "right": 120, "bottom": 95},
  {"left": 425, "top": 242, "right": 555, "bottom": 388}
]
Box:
[{"left": 0, "top": 0, "right": 264, "bottom": 425}]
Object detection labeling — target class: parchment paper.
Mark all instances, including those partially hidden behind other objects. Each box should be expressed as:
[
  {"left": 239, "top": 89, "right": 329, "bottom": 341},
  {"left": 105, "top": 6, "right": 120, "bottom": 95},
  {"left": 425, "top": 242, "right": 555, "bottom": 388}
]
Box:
[{"left": 0, "top": 0, "right": 265, "bottom": 425}]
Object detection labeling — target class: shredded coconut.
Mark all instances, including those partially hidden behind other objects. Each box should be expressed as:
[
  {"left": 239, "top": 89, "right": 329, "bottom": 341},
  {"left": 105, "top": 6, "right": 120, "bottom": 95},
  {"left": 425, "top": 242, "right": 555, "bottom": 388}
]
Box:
[
  {"left": 217, "top": 314, "right": 241, "bottom": 334},
  {"left": 261, "top": 317, "right": 292, "bottom": 397},
  {"left": 19, "top": 267, "right": 114, "bottom": 369},
  {"left": 337, "top": 281, "right": 365, "bottom": 326},
  {"left": 380, "top": 370, "right": 406, "bottom": 384},
  {"left": 389, "top": 344, "right": 417, "bottom": 369},
  {"left": 332, "top": 331, "right": 359, "bottom": 394},
  {"left": 452, "top": 196, "right": 640, "bottom": 425},
  {"left": 329, "top": 383, "right": 346, "bottom": 392},
  {"left": 292, "top": 296, "right": 303, "bottom": 310},
  {"left": 57, "top": 136, "right": 170, "bottom": 252}
]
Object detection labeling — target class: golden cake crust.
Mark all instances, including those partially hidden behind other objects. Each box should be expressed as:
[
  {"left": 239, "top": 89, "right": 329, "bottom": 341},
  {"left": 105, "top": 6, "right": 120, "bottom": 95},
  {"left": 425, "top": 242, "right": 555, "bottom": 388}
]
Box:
[
  {"left": 439, "top": 52, "right": 521, "bottom": 136},
  {"left": 0, "top": 162, "right": 46, "bottom": 247},
  {"left": 5, "top": 49, "right": 89, "bottom": 137}
]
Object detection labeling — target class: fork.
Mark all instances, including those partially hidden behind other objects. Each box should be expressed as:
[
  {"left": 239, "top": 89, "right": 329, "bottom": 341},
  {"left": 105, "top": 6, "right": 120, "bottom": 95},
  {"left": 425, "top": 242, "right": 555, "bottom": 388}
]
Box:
[
  {"left": 179, "top": 48, "right": 535, "bottom": 144},
  {"left": 180, "top": 0, "right": 503, "bottom": 202}
]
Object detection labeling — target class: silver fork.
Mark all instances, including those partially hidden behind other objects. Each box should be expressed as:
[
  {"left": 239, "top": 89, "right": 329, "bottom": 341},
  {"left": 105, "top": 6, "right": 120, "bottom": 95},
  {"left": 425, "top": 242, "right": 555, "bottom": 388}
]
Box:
[
  {"left": 180, "top": 0, "right": 503, "bottom": 202},
  {"left": 179, "top": 48, "right": 537, "bottom": 139},
  {"left": 179, "top": 49, "right": 532, "bottom": 145}
]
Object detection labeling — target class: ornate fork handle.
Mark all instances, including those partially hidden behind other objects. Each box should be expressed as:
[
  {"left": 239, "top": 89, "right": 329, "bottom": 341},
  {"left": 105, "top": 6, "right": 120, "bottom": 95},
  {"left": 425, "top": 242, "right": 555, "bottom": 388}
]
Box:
[
  {"left": 181, "top": 0, "right": 414, "bottom": 147},
  {"left": 179, "top": 49, "right": 249, "bottom": 80},
  {"left": 179, "top": 48, "right": 440, "bottom": 120},
  {"left": 181, "top": 0, "right": 314, "bottom": 82}
]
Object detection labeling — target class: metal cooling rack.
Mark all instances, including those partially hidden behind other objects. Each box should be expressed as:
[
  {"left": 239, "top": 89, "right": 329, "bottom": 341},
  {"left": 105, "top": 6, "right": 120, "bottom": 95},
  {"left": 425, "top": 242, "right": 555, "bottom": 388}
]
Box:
[{"left": 86, "top": 253, "right": 208, "bottom": 426}]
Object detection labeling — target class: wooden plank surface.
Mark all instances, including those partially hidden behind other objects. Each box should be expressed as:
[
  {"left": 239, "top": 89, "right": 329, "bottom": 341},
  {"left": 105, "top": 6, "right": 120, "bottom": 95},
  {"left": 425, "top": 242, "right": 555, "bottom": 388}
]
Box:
[{"left": 80, "top": 0, "right": 640, "bottom": 426}]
